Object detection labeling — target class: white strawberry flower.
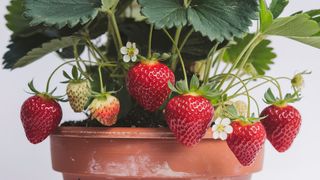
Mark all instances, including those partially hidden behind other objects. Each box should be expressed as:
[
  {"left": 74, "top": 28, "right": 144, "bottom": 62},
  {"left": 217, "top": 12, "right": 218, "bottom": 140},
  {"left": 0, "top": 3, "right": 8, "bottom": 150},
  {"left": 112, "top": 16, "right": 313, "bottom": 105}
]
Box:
[
  {"left": 212, "top": 117, "right": 233, "bottom": 140},
  {"left": 120, "top": 42, "right": 139, "bottom": 62}
]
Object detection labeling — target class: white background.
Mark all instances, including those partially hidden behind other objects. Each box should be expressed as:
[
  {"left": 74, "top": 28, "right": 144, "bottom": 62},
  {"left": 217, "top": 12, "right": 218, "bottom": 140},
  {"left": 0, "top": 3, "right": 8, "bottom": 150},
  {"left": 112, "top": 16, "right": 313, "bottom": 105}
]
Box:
[{"left": 0, "top": 0, "right": 320, "bottom": 179}]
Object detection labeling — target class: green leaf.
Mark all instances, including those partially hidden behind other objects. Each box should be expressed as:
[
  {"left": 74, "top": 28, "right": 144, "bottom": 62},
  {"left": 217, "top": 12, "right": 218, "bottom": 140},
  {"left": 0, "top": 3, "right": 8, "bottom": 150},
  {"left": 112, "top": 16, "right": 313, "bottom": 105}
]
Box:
[
  {"left": 139, "top": 0, "right": 258, "bottom": 41},
  {"left": 190, "top": 75, "right": 200, "bottom": 91},
  {"left": 263, "top": 88, "right": 277, "bottom": 104},
  {"left": 3, "top": 34, "right": 53, "bottom": 69},
  {"left": 176, "top": 80, "right": 189, "bottom": 93},
  {"left": 25, "top": 0, "right": 102, "bottom": 29},
  {"left": 71, "top": 66, "right": 79, "bottom": 79},
  {"left": 138, "top": 0, "right": 187, "bottom": 28},
  {"left": 101, "top": 0, "right": 119, "bottom": 11},
  {"left": 168, "top": 81, "right": 179, "bottom": 93},
  {"left": 269, "top": 0, "right": 289, "bottom": 18},
  {"left": 5, "top": 0, "right": 42, "bottom": 37},
  {"left": 223, "top": 34, "right": 276, "bottom": 75},
  {"left": 63, "top": 71, "right": 72, "bottom": 80},
  {"left": 224, "top": 105, "right": 239, "bottom": 119},
  {"left": 304, "top": 9, "right": 320, "bottom": 24},
  {"left": 259, "top": 0, "right": 273, "bottom": 32},
  {"left": 265, "top": 14, "right": 320, "bottom": 48},
  {"left": 13, "top": 36, "right": 81, "bottom": 68},
  {"left": 119, "top": 19, "right": 216, "bottom": 62}
]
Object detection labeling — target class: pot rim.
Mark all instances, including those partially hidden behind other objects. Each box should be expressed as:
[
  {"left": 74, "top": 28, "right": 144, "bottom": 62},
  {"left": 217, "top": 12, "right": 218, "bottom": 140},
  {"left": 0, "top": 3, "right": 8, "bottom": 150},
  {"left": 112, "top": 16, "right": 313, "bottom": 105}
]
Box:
[{"left": 52, "top": 127, "right": 214, "bottom": 140}]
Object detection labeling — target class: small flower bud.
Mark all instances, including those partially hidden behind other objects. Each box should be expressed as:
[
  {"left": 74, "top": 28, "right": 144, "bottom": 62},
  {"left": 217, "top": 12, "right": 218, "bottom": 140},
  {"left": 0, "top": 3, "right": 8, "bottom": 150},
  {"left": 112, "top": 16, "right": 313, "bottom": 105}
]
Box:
[
  {"left": 190, "top": 60, "right": 206, "bottom": 81},
  {"left": 291, "top": 73, "right": 304, "bottom": 91}
]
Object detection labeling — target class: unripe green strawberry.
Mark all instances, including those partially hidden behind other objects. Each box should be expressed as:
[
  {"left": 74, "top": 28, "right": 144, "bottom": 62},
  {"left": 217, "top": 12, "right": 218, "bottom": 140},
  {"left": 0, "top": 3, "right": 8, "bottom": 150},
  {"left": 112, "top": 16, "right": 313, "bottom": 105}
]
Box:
[
  {"left": 67, "top": 80, "right": 91, "bottom": 112},
  {"left": 88, "top": 95, "right": 120, "bottom": 126}
]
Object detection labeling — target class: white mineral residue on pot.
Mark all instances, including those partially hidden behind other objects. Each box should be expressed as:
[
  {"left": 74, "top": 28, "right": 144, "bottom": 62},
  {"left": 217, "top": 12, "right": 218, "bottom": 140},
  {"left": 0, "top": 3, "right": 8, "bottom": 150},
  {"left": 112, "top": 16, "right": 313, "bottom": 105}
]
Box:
[
  {"left": 103, "top": 155, "right": 194, "bottom": 177},
  {"left": 70, "top": 157, "right": 76, "bottom": 162},
  {"left": 88, "top": 151, "right": 103, "bottom": 173}
]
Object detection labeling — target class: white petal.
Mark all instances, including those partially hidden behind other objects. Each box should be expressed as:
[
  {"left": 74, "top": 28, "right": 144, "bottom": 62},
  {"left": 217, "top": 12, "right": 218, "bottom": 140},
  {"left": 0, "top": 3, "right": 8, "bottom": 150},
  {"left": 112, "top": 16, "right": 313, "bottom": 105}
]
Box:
[
  {"left": 211, "top": 125, "right": 218, "bottom": 131},
  {"left": 219, "top": 132, "right": 228, "bottom": 140},
  {"left": 215, "top": 118, "right": 222, "bottom": 125},
  {"left": 134, "top": 48, "right": 139, "bottom": 55},
  {"left": 131, "top": 55, "right": 137, "bottom": 62},
  {"left": 123, "top": 55, "right": 131, "bottom": 62},
  {"left": 120, "top": 47, "right": 128, "bottom": 55},
  {"left": 212, "top": 131, "right": 220, "bottom": 140},
  {"left": 132, "top": 42, "right": 136, "bottom": 49},
  {"left": 221, "top": 118, "right": 231, "bottom": 125},
  {"left": 224, "top": 125, "right": 233, "bottom": 134},
  {"left": 126, "top": 42, "right": 132, "bottom": 48}
]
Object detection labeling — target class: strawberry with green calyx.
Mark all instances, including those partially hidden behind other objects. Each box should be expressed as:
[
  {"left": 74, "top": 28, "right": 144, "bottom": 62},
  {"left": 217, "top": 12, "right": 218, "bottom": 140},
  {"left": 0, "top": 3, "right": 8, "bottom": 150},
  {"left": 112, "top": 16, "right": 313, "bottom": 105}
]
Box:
[
  {"left": 63, "top": 66, "right": 91, "bottom": 113},
  {"left": 260, "top": 88, "right": 302, "bottom": 152},
  {"left": 21, "top": 81, "right": 63, "bottom": 144},
  {"left": 126, "top": 57, "right": 175, "bottom": 112},
  {"left": 226, "top": 117, "right": 266, "bottom": 166},
  {"left": 88, "top": 91, "right": 120, "bottom": 126},
  {"left": 214, "top": 105, "right": 266, "bottom": 166},
  {"left": 165, "top": 75, "right": 217, "bottom": 147}
]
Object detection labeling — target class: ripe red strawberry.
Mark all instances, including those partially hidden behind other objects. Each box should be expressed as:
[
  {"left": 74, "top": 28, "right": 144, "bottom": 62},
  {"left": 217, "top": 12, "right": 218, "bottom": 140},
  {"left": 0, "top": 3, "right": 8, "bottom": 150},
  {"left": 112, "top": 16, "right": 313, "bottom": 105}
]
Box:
[
  {"left": 165, "top": 94, "right": 214, "bottom": 147},
  {"left": 260, "top": 105, "right": 301, "bottom": 152},
  {"left": 88, "top": 95, "right": 120, "bottom": 126},
  {"left": 67, "top": 80, "right": 91, "bottom": 112},
  {"left": 20, "top": 95, "right": 62, "bottom": 144},
  {"left": 227, "top": 121, "right": 266, "bottom": 166},
  {"left": 126, "top": 60, "right": 175, "bottom": 112}
]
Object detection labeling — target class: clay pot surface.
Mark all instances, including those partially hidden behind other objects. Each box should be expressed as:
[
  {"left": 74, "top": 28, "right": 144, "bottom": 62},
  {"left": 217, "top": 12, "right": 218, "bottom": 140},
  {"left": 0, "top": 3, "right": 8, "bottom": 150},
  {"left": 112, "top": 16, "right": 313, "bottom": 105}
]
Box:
[{"left": 50, "top": 127, "right": 264, "bottom": 180}]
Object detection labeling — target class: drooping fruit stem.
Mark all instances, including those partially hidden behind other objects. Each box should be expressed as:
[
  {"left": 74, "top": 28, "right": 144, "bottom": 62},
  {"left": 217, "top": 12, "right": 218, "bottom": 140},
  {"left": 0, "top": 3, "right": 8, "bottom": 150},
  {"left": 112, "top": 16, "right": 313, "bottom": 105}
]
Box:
[
  {"left": 106, "top": 10, "right": 123, "bottom": 60},
  {"left": 224, "top": 36, "right": 263, "bottom": 93},
  {"left": 73, "top": 44, "right": 92, "bottom": 81},
  {"left": 163, "top": 28, "right": 188, "bottom": 86},
  {"left": 45, "top": 60, "right": 116, "bottom": 94},
  {"left": 148, "top": 24, "right": 154, "bottom": 59},
  {"left": 98, "top": 65, "right": 105, "bottom": 93},
  {"left": 220, "top": 73, "right": 252, "bottom": 118},
  {"left": 170, "top": 27, "right": 182, "bottom": 71},
  {"left": 217, "top": 33, "right": 262, "bottom": 90},
  {"left": 203, "top": 43, "right": 219, "bottom": 84}
]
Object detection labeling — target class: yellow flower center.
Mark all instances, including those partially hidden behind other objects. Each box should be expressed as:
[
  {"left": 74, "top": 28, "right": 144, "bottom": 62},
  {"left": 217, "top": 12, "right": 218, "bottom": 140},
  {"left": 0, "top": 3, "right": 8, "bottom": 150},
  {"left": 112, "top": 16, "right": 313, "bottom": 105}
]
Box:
[
  {"left": 217, "top": 124, "right": 225, "bottom": 132},
  {"left": 127, "top": 48, "right": 135, "bottom": 56}
]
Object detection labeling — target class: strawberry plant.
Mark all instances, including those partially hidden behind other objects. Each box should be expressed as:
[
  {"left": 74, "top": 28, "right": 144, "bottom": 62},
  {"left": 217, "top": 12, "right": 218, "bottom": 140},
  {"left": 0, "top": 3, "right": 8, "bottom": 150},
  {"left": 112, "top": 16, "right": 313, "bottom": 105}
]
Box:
[{"left": 3, "top": 0, "right": 320, "bottom": 166}]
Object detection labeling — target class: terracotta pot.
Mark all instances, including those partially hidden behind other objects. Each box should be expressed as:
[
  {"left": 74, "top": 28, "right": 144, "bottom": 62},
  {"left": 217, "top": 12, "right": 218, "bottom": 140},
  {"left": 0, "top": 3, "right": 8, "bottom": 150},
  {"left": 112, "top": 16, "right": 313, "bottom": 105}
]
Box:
[{"left": 50, "top": 127, "right": 264, "bottom": 180}]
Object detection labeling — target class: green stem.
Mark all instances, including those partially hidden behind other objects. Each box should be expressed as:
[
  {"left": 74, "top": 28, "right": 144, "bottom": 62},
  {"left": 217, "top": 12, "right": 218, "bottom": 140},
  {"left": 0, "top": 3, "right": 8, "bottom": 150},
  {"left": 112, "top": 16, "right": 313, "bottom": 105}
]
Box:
[
  {"left": 213, "top": 49, "right": 226, "bottom": 76},
  {"left": 223, "top": 37, "right": 263, "bottom": 94},
  {"left": 217, "top": 33, "right": 262, "bottom": 90},
  {"left": 148, "top": 24, "right": 154, "bottom": 59},
  {"left": 163, "top": 29, "right": 188, "bottom": 84},
  {"left": 85, "top": 37, "right": 111, "bottom": 63},
  {"left": 73, "top": 44, "right": 93, "bottom": 81},
  {"left": 46, "top": 60, "right": 92, "bottom": 93},
  {"left": 107, "top": 11, "right": 123, "bottom": 59},
  {"left": 228, "top": 76, "right": 288, "bottom": 100},
  {"left": 184, "top": 0, "right": 192, "bottom": 7},
  {"left": 203, "top": 43, "right": 219, "bottom": 84},
  {"left": 170, "top": 27, "right": 182, "bottom": 70},
  {"left": 179, "top": 28, "right": 194, "bottom": 52},
  {"left": 98, "top": 65, "right": 105, "bottom": 93},
  {"left": 221, "top": 74, "right": 252, "bottom": 118}
]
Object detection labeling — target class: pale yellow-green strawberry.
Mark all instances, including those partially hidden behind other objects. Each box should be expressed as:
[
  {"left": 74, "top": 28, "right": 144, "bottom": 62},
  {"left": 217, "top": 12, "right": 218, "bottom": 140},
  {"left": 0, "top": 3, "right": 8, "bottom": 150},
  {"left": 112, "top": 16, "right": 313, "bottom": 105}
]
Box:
[
  {"left": 67, "top": 80, "right": 91, "bottom": 112},
  {"left": 233, "top": 100, "right": 248, "bottom": 117},
  {"left": 88, "top": 95, "right": 120, "bottom": 126}
]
